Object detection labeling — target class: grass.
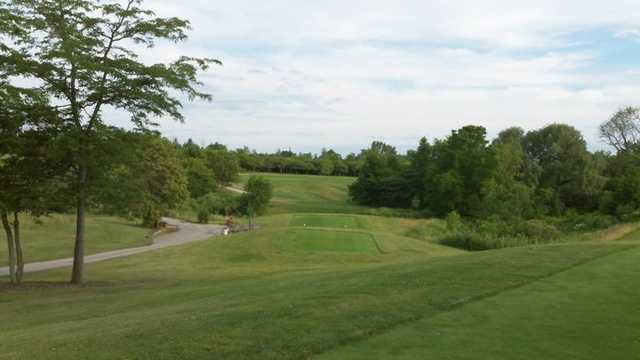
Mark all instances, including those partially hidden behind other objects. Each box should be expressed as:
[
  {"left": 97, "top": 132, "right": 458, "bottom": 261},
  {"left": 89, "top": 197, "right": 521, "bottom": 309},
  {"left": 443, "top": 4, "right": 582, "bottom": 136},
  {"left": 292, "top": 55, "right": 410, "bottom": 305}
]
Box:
[
  {"left": 237, "top": 172, "right": 369, "bottom": 214},
  {"left": 0, "top": 234, "right": 637, "bottom": 359},
  {"left": 1, "top": 174, "right": 640, "bottom": 359},
  {"left": 279, "top": 229, "right": 380, "bottom": 254},
  {"left": 290, "top": 214, "right": 362, "bottom": 228},
  {"left": 321, "top": 244, "right": 640, "bottom": 360},
  {"left": 0, "top": 214, "right": 152, "bottom": 267}
]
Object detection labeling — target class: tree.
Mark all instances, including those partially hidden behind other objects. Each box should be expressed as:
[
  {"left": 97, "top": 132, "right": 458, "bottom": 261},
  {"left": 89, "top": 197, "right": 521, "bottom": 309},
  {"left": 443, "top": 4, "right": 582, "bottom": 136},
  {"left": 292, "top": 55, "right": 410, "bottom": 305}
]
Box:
[
  {"left": 600, "top": 107, "right": 640, "bottom": 153},
  {"left": 98, "top": 133, "right": 189, "bottom": 228},
  {"left": 523, "top": 124, "right": 591, "bottom": 211},
  {"left": 204, "top": 148, "right": 240, "bottom": 184},
  {"left": 0, "top": 0, "right": 219, "bottom": 283},
  {"left": 424, "top": 126, "right": 496, "bottom": 217},
  {"left": 183, "top": 157, "right": 218, "bottom": 199},
  {"left": 481, "top": 127, "right": 536, "bottom": 220},
  {"left": 239, "top": 176, "right": 273, "bottom": 227},
  {"left": 0, "top": 83, "right": 63, "bottom": 284},
  {"left": 349, "top": 142, "right": 412, "bottom": 208}
]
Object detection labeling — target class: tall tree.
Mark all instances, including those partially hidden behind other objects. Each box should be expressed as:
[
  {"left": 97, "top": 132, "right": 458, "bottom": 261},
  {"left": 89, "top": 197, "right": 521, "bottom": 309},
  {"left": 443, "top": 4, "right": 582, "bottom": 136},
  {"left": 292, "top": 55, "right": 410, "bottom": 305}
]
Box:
[
  {"left": 0, "top": 0, "right": 220, "bottom": 283},
  {"left": 600, "top": 107, "right": 640, "bottom": 153},
  {"left": 523, "top": 124, "right": 591, "bottom": 211}
]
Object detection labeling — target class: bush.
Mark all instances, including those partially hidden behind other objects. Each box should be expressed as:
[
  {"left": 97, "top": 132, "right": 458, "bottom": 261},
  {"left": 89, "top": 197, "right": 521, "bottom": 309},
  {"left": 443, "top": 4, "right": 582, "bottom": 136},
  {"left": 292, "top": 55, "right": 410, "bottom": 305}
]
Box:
[
  {"left": 561, "top": 212, "right": 616, "bottom": 231},
  {"left": 438, "top": 232, "right": 492, "bottom": 251},
  {"left": 197, "top": 208, "right": 210, "bottom": 224},
  {"left": 446, "top": 211, "right": 463, "bottom": 232},
  {"left": 511, "top": 220, "right": 561, "bottom": 241}
]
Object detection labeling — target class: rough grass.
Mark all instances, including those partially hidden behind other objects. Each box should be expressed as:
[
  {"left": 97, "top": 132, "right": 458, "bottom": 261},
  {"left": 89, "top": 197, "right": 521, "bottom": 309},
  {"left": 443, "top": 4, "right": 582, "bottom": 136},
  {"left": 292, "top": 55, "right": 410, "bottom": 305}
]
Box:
[{"left": 0, "top": 214, "right": 151, "bottom": 267}]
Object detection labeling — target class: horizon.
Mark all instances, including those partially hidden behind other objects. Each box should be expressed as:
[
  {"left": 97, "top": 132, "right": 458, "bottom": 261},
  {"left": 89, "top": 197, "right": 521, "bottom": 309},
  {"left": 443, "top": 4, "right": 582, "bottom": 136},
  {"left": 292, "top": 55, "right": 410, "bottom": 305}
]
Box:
[{"left": 102, "top": 1, "right": 639, "bottom": 153}]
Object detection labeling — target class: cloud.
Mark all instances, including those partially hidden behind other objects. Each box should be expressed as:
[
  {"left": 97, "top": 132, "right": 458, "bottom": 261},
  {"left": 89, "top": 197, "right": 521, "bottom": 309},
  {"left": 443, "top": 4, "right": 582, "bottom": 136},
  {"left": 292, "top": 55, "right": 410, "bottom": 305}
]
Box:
[{"left": 106, "top": 0, "right": 640, "bottom": 153}]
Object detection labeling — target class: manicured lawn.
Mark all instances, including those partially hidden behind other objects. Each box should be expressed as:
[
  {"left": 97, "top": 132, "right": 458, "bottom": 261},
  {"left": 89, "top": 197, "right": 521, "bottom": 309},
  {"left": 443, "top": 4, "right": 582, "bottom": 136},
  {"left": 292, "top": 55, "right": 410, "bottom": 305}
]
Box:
[
  {"left": 0, "top": 214, "right": 152, "bottom": 267},
  {"left": 0, "top": 223, "right": 637, "bottom": 359},
  {"left": 279, "top": 229, "right": 379, "bottom": 254},
  {"left": 290, "top": 214, "right": 362, "bottom": 229},
  {"left": 321, "top": 245, "right": 640, "bottom": 360},
  {"left": 238, "top": 172, "right": 366, "bottom": 214},
  {"left": 2, "top": 174, "right": 639, "bottom": 359}
]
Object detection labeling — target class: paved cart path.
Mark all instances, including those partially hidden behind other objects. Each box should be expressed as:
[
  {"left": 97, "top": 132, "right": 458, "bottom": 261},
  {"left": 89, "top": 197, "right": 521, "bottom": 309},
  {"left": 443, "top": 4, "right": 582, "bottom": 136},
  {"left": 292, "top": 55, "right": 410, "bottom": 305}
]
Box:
[{"left": 0, "top": 218, "right": 223, "bottom": 276}]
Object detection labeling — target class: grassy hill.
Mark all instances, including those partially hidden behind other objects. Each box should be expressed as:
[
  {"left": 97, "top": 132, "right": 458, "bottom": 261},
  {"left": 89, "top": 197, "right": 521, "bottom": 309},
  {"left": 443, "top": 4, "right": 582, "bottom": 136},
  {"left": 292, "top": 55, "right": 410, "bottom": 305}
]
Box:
[
  {"left": 237, "top": 173, "right": 367, "bottom": 214},
  {"left": 1, "top": 173, "right": 639, "bottom": 359}
]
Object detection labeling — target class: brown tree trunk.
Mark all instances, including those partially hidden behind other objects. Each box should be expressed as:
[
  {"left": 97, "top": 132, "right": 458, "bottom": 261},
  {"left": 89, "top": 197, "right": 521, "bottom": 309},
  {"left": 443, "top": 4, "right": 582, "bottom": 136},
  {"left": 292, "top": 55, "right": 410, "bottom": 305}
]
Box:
[
  {"left": 71, "top": 164, "right": 87, "bottom": 284},
  {"left": 13, "top": 212, "right": 23, "bottom": 284},
  {"left": 1, "top": 210, "right": 16, "bottom": 284}
]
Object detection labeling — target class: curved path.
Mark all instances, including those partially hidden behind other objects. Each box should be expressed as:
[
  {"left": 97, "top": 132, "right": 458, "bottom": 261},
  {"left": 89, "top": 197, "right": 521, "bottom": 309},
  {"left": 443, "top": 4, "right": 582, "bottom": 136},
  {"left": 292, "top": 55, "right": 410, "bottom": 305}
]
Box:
[{"left": 0, "top": 218, "right": 223, "bottom": 276}]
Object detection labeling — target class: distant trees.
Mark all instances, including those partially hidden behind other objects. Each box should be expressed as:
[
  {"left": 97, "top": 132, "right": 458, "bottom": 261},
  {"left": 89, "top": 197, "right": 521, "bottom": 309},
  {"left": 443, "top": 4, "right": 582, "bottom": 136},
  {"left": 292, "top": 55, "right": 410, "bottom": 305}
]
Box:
[
  {"left": 231, "top": 147, "right": 362, "bottom": 177},
  {"left": 349, "top": 120, "right": 637, "bottom": 222}
]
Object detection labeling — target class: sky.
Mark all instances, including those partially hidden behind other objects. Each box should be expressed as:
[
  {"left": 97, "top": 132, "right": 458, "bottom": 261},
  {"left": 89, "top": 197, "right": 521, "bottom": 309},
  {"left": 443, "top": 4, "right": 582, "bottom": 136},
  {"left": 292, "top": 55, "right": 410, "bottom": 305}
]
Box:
[{"left": 120, "top": 0, "right": 640, "bottom": 154}]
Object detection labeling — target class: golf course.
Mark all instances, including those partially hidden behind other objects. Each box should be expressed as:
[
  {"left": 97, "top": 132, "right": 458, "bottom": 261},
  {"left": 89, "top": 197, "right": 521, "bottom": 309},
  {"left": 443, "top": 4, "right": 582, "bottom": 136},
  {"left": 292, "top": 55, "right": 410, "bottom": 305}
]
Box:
[{"left": 1, "top": 173, "right": 639, "bottom": 359}]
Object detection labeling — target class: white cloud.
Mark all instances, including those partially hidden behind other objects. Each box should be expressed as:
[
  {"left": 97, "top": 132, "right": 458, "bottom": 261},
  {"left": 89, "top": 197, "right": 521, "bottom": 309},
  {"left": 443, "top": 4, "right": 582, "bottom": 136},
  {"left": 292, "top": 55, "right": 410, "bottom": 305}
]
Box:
[{"left": 105, "top": 0, "right": 640, "bottom": 153}]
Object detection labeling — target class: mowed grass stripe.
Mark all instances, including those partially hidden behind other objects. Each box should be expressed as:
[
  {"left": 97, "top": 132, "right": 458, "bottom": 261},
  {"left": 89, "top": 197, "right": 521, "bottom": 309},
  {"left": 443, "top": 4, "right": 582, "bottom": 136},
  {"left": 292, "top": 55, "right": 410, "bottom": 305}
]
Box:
[
  {"left": 0, "top": 242, "right": 634, "bottom": 359},
  {"left": 320, "top": 244, "right": 640, "bottom": 360}
]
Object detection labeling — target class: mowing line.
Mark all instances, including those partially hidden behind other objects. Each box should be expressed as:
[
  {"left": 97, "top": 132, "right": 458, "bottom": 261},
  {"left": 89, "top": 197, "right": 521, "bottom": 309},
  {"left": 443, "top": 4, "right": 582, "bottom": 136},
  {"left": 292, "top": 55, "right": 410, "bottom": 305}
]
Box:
[{"left": 310, "top": 243, "right": 640, "bottom": 357}]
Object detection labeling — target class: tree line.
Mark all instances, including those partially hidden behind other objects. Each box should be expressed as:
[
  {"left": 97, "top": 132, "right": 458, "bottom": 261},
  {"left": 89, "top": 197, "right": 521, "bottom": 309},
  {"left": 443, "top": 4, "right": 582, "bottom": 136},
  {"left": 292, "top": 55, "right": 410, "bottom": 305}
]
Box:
[{"left": 350, "top": 109, "right": 640, "bottom": 223}]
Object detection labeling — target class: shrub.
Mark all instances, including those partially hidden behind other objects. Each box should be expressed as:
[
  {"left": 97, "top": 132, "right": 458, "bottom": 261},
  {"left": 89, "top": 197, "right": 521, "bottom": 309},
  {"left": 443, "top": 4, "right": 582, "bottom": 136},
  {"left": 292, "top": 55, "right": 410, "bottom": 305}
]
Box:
[
  {"left": 446, "top": 211, "right": 463, "bottom": 232},
  {"left": 511, "top": 220, "right": 561, "bottom": 241},
  {"left": 561, "top": 212, "right": 616, "bottom": 231},
  {"left": 438, "top": 232, "right": 492, "bottom": 251}
]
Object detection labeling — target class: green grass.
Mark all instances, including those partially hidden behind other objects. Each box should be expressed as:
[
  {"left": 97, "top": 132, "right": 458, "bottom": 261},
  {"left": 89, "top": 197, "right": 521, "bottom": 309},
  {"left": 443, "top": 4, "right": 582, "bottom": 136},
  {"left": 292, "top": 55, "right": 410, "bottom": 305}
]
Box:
[
  {"left": 0, "top": 214, "right": 152, "bottom": 267},
  {"left": 321, "top": 245, "right": 640, "bottom": 360},
  {"left": 237, "top": 172, "right": 368, "bottom": 214},
  {"left": 0, "top": 234, "right": 636, "bottom": 359},
  {"left": 2, "top": 174, "right": 639, "bottom": 359},
  {"left": 290, "top": 214, "right": 362, "bottom": 228},
  {"left": 279, "top": 229, "right": 380, "bottom": 254}
]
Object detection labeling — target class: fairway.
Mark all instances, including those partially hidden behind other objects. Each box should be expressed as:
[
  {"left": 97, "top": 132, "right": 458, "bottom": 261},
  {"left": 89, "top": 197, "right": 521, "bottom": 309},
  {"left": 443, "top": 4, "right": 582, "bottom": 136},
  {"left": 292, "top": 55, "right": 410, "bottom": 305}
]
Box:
[
  {"left": 321, "top": 246, "right": 640, "bottom": 359},
  {"left": 279, "top": 229, "right": 380, "bottom": 254},
  {"left": 290, "top": 214, "right": 362, "bottom": 229},
  {"left": 238, "top": 173, "right": 366, "bottom": 214}
]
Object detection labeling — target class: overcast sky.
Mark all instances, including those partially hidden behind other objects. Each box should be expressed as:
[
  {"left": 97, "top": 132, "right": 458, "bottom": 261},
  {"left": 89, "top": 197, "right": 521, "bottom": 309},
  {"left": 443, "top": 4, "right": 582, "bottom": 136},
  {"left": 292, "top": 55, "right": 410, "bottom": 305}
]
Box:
[{"left": 122, "top": 0, "right": 640, "bottom": 154}]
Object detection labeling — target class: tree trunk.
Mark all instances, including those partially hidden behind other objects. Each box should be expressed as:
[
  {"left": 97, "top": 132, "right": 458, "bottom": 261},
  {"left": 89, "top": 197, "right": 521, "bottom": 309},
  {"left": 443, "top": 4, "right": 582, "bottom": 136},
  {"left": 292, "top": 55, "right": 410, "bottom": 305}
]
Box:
[
  {"left": 1, "top": 210, "right": 16, "bottom": 284},
  {"left": 71, "top": 164, "right": 87, "bottom": 284},
  {"left": 13, "top": 212, "right": 23, "bottom": 284}
]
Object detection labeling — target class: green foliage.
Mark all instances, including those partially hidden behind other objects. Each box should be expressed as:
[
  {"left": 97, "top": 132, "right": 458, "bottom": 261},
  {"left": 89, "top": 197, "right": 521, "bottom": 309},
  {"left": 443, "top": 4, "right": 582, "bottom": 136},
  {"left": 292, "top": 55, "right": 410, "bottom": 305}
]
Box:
[
  {"left": 412, "top": 126, "right": 497, "bottom": 217},
  {"left": 238, "top": 176, "right": 274, "bottom": 216},
  {"left": 193, "top": 191, "right": 238, "bottom": 223},
  {"left": 98, "top": 134, "right": 189, "bottom": 228},
  {"left": 438, "top": 232, "right": 491, "bottom": 251},
  {"left": 445, "top": 211, "right": 463, "bottom": 232},
  {"left": 183, "top": 157, "right": 218, "bottom": 199},
  {"left": 204, "top": 148, "right": 240, "bottom": 184},
  {"left": 349, "top": 142, "right": 413, "bottom": 208},
  {"left": 523, "top": 124, "right": 592, "bottom": 210}
]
